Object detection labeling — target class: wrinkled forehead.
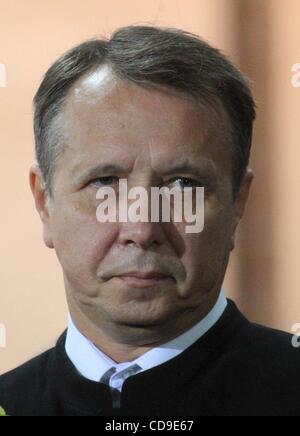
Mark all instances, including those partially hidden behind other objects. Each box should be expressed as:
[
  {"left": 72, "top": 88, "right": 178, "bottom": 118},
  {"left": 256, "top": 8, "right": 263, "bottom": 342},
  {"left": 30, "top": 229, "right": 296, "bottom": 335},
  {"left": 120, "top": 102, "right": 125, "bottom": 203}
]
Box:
[{"left": 60, "top": 66, "right": 233, "bottom": 173}]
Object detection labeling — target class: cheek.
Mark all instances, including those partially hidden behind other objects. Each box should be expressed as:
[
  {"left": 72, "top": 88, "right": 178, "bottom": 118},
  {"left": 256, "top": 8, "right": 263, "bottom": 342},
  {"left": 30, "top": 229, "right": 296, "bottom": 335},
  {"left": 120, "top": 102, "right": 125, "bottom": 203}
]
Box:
[
  {"left": 176, "top": 201, "right": 232, "bottom": 282},
  {"left": 51, "top": 201, "right": 117, "bottom": 277}
]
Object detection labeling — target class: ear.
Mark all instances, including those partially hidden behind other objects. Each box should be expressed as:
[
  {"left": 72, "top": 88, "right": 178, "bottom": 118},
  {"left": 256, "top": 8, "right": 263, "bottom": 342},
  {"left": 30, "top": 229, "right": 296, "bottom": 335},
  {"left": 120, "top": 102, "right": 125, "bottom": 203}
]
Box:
[
  {"left": 29, "top": 163, "right": 54, "bottom": 249},
  {"left": 230, "top": 168, "right": 254, "bottom": 251}
]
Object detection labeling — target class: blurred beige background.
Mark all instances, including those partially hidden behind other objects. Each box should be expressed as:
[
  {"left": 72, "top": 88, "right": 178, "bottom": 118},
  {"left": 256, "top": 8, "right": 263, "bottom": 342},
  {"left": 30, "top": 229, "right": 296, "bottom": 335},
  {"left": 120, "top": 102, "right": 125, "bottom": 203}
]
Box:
[{"left": 0, "top": 0, "right": 299, "bottom": 374}]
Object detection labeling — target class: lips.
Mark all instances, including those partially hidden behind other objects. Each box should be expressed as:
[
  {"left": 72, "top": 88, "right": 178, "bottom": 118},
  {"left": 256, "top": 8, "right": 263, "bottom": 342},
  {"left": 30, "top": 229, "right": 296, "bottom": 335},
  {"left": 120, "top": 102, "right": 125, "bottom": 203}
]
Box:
[
  {"left": 115, "top": 271, "right": 173, "bottom": 288},
  {"left": 118, "top": 271, "right": 170, "bottom": 280}
]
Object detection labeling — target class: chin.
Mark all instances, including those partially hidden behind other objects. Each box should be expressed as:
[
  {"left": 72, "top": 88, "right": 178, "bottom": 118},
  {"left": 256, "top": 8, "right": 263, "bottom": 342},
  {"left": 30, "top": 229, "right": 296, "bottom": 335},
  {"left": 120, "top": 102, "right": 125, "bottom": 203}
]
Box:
[{"left": 108, "top": 305, "right": 173, "bottom": 328}]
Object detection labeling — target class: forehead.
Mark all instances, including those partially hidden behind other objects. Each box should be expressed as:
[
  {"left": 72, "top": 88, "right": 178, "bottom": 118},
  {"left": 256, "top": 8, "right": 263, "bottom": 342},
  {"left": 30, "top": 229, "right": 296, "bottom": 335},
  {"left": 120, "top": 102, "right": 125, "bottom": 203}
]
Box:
[{"left": 61, "top": 66, "right": 232, "bottom": 173}]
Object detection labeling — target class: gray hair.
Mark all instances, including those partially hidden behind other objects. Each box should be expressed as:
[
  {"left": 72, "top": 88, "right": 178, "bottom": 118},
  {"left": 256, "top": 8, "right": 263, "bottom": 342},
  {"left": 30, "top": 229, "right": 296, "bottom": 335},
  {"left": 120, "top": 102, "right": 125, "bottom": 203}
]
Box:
[{"left": 33, "top": 25, "right": 256, "bottom": 197}]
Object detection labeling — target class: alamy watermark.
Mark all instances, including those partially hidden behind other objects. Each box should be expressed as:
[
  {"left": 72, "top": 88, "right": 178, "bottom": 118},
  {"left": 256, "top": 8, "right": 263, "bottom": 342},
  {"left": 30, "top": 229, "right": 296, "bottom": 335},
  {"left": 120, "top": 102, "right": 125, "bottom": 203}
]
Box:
[
  {"left": 291, "top": 323, "right": 300, "bottom": 348},
  {"left": 0, "top": 63, "right": 6, "bottom": 88},
  {"left": 0, "top": 323, "right": 6, "bottom": 348},
  {"left": 95, "top": 179, "right": 205, "bottom": 234},
  {"left": 291, "top": 63, "right": 300, "bottom": 88}
]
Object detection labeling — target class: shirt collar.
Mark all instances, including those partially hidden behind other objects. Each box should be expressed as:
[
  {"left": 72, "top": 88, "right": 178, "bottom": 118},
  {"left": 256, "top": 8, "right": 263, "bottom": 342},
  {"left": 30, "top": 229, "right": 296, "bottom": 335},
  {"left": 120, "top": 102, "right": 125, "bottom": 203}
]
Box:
[{"left": 65, "top": 289, "right": 227, "bottom": 382}]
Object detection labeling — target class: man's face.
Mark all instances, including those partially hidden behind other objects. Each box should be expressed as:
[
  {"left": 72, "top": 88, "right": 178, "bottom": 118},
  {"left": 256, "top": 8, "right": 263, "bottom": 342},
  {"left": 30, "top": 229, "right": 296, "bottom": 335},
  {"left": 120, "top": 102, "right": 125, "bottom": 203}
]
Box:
[{"left": 31, "top": 66, "right": 252, "bottom": 341}]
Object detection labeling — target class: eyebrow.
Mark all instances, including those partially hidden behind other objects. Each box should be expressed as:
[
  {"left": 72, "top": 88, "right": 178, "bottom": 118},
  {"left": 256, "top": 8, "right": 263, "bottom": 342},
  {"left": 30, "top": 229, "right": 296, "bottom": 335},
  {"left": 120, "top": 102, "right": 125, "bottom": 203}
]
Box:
[
  {"left": 76, "top": 158, "right": 215, "bottom": 186},
  {"left": 76, "top": 164, "right": 128, "bottom": 185},
  {"left": 159, "top": 160, "right": 216, "bottom": 179}
]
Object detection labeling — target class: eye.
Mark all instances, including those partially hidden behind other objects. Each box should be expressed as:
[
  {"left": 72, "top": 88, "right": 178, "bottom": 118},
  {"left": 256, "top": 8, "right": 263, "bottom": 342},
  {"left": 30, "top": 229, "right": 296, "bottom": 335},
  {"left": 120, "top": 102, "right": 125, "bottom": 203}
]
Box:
[
  {"left": 89, "top": 176, "right": 119, "bottom": 187},
  {"left": 170, "top": 177, "right": 201, "bottom": 189}
]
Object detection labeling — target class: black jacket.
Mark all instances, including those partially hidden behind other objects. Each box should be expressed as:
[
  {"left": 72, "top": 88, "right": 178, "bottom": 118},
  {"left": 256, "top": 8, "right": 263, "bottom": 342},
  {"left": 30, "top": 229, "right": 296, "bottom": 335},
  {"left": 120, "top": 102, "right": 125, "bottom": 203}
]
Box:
[{"left": 0, "top": 300, "right": 300, "bottom": 416}]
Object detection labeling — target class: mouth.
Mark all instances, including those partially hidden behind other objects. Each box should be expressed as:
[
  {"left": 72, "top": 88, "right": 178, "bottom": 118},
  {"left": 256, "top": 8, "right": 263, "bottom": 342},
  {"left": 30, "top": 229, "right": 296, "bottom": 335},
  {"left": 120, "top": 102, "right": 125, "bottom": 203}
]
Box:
[{"left": 115, "top": 272, "right": 174, "bottom": 288}]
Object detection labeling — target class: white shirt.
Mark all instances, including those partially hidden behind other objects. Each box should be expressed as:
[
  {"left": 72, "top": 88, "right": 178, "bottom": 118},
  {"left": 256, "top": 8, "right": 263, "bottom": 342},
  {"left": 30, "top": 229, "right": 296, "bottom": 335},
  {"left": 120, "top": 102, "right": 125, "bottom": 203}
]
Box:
[{"left": 65, "top": 290, "right": 227, "bottom": 392}]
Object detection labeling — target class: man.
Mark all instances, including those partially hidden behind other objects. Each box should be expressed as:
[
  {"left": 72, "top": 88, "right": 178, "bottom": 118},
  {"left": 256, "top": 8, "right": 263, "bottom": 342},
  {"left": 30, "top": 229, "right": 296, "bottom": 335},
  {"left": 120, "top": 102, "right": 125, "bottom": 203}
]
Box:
[{"left": 0, "top": 25, "right": 299, "bottom": 417}]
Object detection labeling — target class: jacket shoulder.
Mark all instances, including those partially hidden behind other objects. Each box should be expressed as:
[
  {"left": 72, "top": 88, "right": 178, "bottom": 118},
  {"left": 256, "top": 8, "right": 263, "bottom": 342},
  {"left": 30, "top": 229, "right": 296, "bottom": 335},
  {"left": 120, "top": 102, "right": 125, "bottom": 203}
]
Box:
[
  {"left": 228, "top": 320, "right": 300, "bottom": 392},
  {"left": 246, "top": 321, "right": 300, "bottom": 355},
  {"left": 0, "top": 347, "right": 54, "bottom": 412}
]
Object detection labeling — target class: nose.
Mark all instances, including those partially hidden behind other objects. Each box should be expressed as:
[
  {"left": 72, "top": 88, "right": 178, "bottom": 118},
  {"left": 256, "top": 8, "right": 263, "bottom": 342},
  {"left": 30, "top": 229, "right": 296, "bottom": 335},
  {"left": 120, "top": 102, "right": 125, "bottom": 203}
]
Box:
[
  {"left": 116, "top": 176, "right": 168, "bottom": 249},
  {"left": 118, "top": 220, "right": 166, "bottom": 250}
]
